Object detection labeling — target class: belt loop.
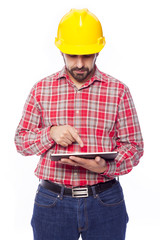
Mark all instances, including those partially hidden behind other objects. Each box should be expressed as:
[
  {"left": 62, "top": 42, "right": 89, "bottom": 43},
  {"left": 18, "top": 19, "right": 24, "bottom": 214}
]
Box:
[
  {"left": 59, "top": 186, "right": 65, "bottom": 200},
  {"left": 91, "top": 186, "right": 97, "bottom": 198}
]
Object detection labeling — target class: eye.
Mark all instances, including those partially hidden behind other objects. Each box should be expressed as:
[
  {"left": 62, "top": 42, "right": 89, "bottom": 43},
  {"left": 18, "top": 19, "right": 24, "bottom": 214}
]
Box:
[
  {"left": 83, "top": 54, "right": 94, "bottom": 58},
  {"left": 67, "top": 54, "right": 77, "bottom": 58}
]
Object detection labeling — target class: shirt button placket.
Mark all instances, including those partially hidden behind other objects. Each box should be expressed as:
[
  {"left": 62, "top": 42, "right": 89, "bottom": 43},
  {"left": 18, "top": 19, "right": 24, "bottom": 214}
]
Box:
[
  {"left": 74, "top": 90, "right": 81, "bottom": 127},
  {"left": 74, "top": 89, "right": 81, "bottom": 152}
]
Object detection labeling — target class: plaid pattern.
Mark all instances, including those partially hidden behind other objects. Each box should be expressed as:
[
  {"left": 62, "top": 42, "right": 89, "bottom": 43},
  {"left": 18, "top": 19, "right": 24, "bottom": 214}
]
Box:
[{"left": 15, "top": 66, "right": 144, "bottom": 187}]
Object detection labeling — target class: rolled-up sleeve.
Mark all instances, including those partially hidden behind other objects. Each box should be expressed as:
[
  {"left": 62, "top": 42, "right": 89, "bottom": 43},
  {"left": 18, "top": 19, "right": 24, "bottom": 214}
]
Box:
[
  {"left": 14, "top": 87, "right": 55, "bottom": 156},
  {"left": 102, "top": 87, "right": 144, "bottom": 177}
]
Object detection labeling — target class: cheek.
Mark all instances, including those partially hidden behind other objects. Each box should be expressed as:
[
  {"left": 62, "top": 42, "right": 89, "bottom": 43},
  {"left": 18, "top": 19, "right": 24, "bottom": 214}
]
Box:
[
  {"left": 65, "top": 60, "right": 76, "bottom": 69},
  {"left": 87, "top": 62, "right": 95, "bottom": 71},
  {"left": 88, "top": 56, "right": 96, "bottom": 69}
]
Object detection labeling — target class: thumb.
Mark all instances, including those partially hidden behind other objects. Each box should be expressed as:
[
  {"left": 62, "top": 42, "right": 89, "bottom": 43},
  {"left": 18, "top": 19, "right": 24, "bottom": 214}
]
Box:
[
  {"left": 95, "top": 156, "right": 106, "bottom": 167},
  {"left": 95, "top": 156, "right": 101, "bottom": 162}
]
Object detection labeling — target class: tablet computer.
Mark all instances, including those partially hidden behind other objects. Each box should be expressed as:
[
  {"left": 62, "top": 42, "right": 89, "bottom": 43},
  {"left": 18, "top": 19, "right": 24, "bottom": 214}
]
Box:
[{"left": 50, "top": 151, "right": 118, "bottom": 161}]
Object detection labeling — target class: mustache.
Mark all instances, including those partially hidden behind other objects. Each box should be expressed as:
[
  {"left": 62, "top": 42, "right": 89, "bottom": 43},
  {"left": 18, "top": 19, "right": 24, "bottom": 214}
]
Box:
[{"left": 71, "top": 67, "right": 89, "bottom": 72}]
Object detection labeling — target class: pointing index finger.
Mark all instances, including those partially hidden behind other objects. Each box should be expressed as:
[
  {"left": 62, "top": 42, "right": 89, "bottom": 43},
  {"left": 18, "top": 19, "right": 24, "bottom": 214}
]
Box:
[{"left": 69, "top": 127, "right": 84, "bottom": 147}]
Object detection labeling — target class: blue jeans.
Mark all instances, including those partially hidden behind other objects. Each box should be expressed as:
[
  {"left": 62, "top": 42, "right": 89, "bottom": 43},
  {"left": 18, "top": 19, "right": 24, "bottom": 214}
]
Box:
[{"left": 31, "top": 180, "right": 129, "bottom": 240}]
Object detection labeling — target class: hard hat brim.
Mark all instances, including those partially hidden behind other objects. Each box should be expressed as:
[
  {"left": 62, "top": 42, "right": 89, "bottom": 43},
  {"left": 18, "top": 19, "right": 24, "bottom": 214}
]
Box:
[{"left": 55, "top": 39, "right": 106, "bottom": 55}]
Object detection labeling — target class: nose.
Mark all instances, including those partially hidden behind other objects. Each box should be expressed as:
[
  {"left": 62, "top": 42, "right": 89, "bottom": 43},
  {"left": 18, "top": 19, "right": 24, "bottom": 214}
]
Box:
[{"left": 76, "top": 56, "right": 84, "bottom": 68}]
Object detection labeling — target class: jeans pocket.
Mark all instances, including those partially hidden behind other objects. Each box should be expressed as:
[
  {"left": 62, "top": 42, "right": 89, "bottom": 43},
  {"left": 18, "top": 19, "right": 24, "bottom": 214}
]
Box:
[
  {"left": 96, "top": 182, "right": 124, "bottom": 207},
  {"left": 34, "top": 186, "right": 58, "bottom": 208}
]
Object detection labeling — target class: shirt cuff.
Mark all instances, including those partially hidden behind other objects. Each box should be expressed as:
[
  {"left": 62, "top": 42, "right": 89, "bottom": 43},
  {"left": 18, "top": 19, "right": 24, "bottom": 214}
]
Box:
[
  {"left": 39, "top": 126, "right": 55, "bottom": 154},
  {"left": 100, "top": 161, "right": 119, "bottom": 178}
]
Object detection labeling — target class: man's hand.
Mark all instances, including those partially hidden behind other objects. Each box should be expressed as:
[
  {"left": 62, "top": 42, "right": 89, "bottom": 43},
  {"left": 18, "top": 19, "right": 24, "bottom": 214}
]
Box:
[
  {"left": 60, "top": 156, "right": 107, "bottom": 174},
  {"left": 50, "top": 125, "right": 84, "bottom": 147}
]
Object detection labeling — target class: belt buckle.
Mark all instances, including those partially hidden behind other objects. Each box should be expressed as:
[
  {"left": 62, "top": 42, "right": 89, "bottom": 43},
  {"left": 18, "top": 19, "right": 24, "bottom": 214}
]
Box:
[{"left": 72, "top": 187, "right": 88, "bottom": 198}]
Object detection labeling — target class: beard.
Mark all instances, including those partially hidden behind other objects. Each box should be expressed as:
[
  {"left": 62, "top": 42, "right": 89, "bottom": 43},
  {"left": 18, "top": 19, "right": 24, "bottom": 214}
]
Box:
[{"left": 67, "top": 67, "right": 93, "bottom": 82}]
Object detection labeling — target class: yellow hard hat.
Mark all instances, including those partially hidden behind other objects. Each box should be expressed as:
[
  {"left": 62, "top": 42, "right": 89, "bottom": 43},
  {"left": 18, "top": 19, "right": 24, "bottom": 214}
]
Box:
[{"left": 55, "top": 8, "right": 106, "bottom": 55}]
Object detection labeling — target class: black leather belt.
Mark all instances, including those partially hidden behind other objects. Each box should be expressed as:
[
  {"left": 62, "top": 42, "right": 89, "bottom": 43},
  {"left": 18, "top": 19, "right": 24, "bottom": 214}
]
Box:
[{"left": 40, "top": 179, "right": 116, "bottom": 198}]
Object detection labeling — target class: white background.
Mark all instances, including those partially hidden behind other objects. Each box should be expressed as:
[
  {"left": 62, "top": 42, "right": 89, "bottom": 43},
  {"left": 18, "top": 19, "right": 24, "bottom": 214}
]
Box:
[{"left": 0, "top": 0, "right": 160, "bottom": 239}]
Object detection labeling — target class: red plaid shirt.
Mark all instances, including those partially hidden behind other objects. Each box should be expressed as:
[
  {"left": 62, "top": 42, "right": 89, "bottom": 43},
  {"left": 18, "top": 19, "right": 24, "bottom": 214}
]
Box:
[{"left": 15, "top": 66, "right": 144, "bottom": 187}]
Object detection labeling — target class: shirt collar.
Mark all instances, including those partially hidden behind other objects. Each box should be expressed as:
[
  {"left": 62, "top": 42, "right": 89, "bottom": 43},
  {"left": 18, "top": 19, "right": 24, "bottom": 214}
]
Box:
[{"left": 57, "top": 65, "right": 105, "bottom": 87}]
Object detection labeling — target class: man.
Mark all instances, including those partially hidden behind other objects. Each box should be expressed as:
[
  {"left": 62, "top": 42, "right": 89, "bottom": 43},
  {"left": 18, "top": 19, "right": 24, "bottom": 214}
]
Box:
[{"left": 15, "top": 8, "right": 144, "bottom": 240}]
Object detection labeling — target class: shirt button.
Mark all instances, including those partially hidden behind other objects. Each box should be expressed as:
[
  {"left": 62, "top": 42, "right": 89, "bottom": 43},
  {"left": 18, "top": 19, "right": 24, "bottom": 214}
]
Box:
[{"left": 76, "top": 110, "right": 79, "bottom": 114}]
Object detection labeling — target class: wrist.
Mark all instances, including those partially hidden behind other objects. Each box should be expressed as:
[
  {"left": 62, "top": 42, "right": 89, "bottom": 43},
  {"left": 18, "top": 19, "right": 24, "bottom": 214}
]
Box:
[
  {"left": 50, "top": 125, "right": 56, "bottom": 138},
  {"left": 99, "top": 165, "right": 108, "bottom": 175}
]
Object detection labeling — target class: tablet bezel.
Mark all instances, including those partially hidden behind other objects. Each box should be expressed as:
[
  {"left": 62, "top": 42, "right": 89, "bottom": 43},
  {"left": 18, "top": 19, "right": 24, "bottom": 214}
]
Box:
[{"left": 50, "top": 151, "right": 118, "bottom": 161}]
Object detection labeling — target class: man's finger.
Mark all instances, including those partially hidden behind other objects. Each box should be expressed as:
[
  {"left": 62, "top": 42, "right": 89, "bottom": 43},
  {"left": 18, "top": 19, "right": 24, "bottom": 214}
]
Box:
[
  {"left": 69, "top": 156, "right": 86, "bottom": 165},
  {"left": 64, "top": 135, "right": 75, "bottom": 145},
  {"left": 65, "top": 130, "right": 76, "bottom": 142},
  {"left": 95, "top": 156, "right": 106, "bottom": 167},
  {"left": 69, "top": 127, "right": 84, "bottom": 147},
  {"left": 95, "top": 156, "right": 101, "bottom": 162},
  {"left": 60, "top": 141, "right": 70, "bottom": 147},
  {"left": 60, "top": 158, "right": 80, "bottom": 167}
]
